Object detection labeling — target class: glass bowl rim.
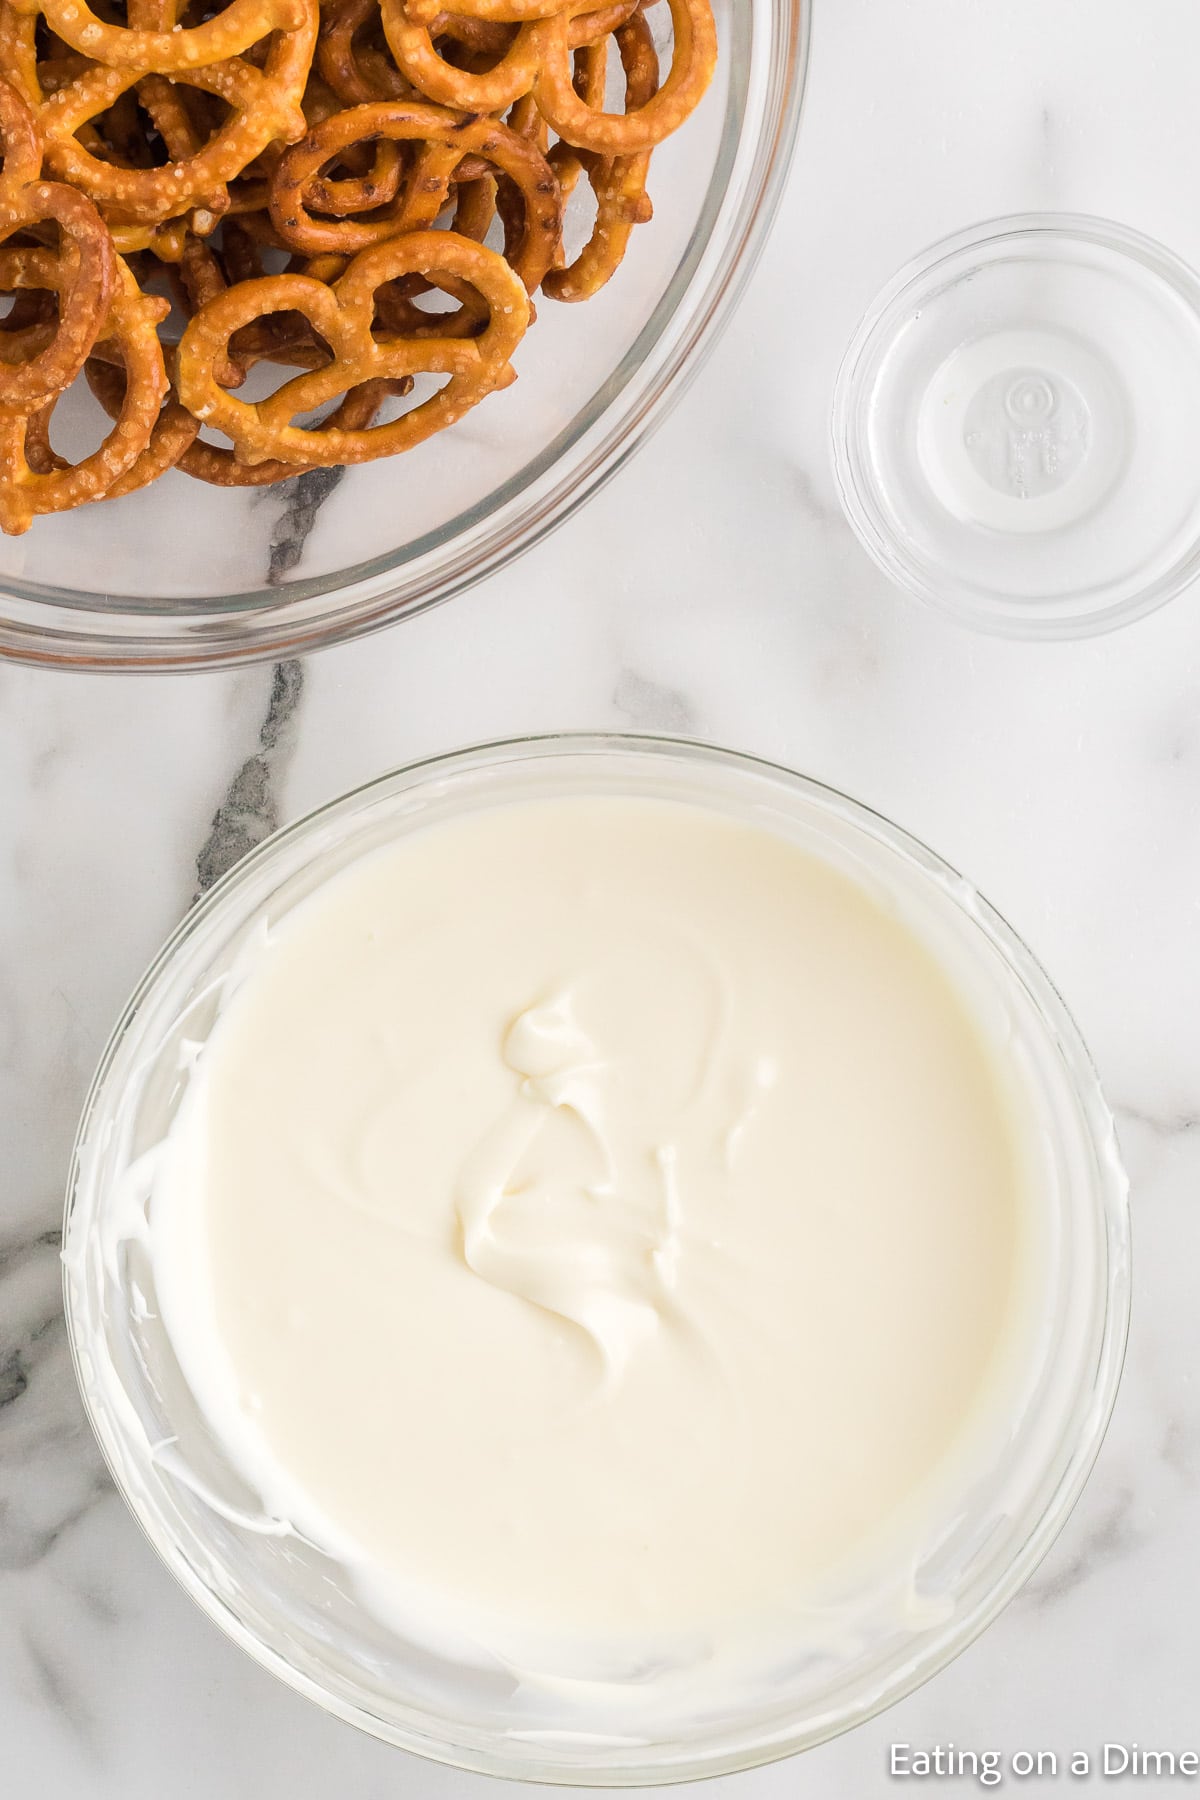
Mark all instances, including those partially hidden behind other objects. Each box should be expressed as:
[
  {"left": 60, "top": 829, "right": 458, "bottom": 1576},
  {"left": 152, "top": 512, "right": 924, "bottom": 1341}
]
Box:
[
  {"left": 830, "top": 209, "right": 1200, "bottom": 641},
  {"left": 0, "top": 0, "right": 810, "bottom": 674},
  {"left": 63, "top": 731, "right": 1132, "bottom": 1782}
]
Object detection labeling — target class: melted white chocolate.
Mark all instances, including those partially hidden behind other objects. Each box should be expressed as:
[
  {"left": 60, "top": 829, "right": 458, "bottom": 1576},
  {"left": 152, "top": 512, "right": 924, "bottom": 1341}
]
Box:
[{"left": 150, "top": 796, "right": 1035, "bottom": 1672}]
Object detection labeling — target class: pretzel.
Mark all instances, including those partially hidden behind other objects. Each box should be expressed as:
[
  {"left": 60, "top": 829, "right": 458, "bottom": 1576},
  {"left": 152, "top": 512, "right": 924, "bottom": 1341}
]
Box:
[
  {"left": 0, "top": 182, "right": 118, "bottom": 412},
  {"left": 177, "top": 228, "right": 528, "bottom": 465},
  {"left": 5, "top": 2, "right": 318, "bottom": 223},
  {"left": 84, "top": 359, "right": 200, "bottom": 494},
  {"left": 379, "top": 1, "right": 543, "bottom": 112},
  {"left": 406, "top": 0, "right": 576, "bottom": 23},
  {"left": 317, "top": 0, "right": 411, "bottom": 105},
  {"left": 85, "top": 354, "right": 411, "bottom": 486},
  {"left": 532, "top": 0, "right": 714, "bottom": 154},
  {"left": 270, "top": 100, "right": 561, "bottom": 295},
  {"left": 0, "top": 70, "right": 40, "bottom": 203},
  {"left": 174, "top": 223, "right": 346, "bottom": 375},
  {"left": 10, "top": 0, "right": 311, "bottom": 73},
  {"left": 131, "top": 0, "right": 233, "bottom": 230},
  {"left": 543, "top": 8, "right": 655, "bottom": 300},
  {"left": 109, "top": 218, "right": 192, "bottom": 259},
  {"left": 179, "top": 378, "right": 410, "bottom": 483},
  {"left": 0, "top": 280, "right": 57, "bottom": 367},
  {"left": 377, "top": 0, "right": 644, "bottom": 115},
  {"left": 0, "top": 255, "right": 167, "bottom": 530}
]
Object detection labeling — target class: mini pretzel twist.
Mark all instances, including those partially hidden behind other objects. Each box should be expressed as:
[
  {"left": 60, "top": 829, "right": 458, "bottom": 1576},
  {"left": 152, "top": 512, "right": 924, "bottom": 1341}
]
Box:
[
  {"left": 177, "top": 227, "right": 529, "bottom": 466},
  {"left": 543, "top": 7, "right": 656, "bottom": 301},
  {"left": 86, "top": 354, "right": 411, "bottom": 487},
  {"left": 6, "top": 1, "right": 318, "bottom": 224},
  {"left": 269, "top": 99, "right": 561, "bottom": 297},
  {"left": 129, "top": 0, "right": 234, "bottom": 230},
  {"left": 379, "top": 1, "right": 544, "bottom": 112},
  {"left": 0, "top": 178, "right": 119, "bottom": 413},
  {"left": 317, "top": 0, "right": 412, "bottom": 105},
  {"left": 532, "top": 0, "right": 714, "bottom": 155},
  {"left": 84, "top": 360, "right": 201, "bottom": 496},
  {"left": 10, "top": 0, "right": 311, "bottom": 73},
  {"left": 0, "top": 71, "right": 40, "bottom": 203},
  {"left": 376, "top": 0, "right": 639, "bottom": 113},
  {"left": 0, "top": 254, "right": 167, "bottom": 530}
]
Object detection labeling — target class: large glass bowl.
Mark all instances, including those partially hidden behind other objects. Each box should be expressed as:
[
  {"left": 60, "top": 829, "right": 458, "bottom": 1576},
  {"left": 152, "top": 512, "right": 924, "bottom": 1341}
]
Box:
[
  {"left": 64, "top": 734, "right": 1130, "bottom": 1784},
  {"left": 0, "top": 2, "right": 808, "bottom": 671}
]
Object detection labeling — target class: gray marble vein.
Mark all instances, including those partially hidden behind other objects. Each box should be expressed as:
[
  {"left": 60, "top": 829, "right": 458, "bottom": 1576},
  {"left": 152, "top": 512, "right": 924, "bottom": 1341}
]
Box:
[
  {"left": 1160, "top": 1419, "right": 1200, "bottom": 1484},
  {"left": 0, "top": 1225, "right": 110, "bottom": 1574},
  {"left": 612, "top": 668, "right": 698, "bottom": 735},
  {"left": 1019, "top": 1486, "right": 1141, "bottom": 1611},
  {"left": 788, "top": 464, "right": 842, "bottom": 530},
  {"left": 20, "top": 1624, "right": 99, "bottom": 1754},
  {"left": 266, "top": 469, "right": 347, "bottom": 587},
  {"left": 0, "top": 1445, "right": 111, "bottom": 1574},
  {"left": 1115, "top": 1100, "right": 1200, "bottom": 1141},
  {"left": 194, "top": 661, "right": 305, "bottom": 897}
]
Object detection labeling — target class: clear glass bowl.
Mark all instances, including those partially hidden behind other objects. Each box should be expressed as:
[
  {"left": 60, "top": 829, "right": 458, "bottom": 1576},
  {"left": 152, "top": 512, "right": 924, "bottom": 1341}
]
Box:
[
  {"left": 64, "top": 734, "right": 1130, "bottom": 1784},
  {"left": 831, "top": 214, "right": 1200, "bottom": 638},
  {"left": 0, "top": 2, "right": 807, "bottom": 672}
]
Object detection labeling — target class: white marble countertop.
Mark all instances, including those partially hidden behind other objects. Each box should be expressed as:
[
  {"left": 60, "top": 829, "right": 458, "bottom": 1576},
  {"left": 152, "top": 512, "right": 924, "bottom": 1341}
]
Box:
[{"left": 4, "top": 0, "right": 1200, "bottom": 1792}]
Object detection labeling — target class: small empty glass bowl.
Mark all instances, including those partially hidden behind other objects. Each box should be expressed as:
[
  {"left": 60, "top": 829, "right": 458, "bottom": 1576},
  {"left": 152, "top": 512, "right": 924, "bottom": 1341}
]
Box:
[
  {"left": 65, "top": 735, "right": 1130, "bottom": 1783},
  {"left": 832, "top": 214, "right": 1200, "bottom": 637},
  {"left": 0, "top": 0, "right": 807, "bottom": 671}
]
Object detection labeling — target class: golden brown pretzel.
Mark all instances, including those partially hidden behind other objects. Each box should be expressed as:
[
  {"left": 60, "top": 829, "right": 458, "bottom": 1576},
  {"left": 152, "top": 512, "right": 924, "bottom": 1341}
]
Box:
[
  {"left": 306, "top": 138, "right": 406, "bottom": 218},
  {"left": 4, "top": 2, "right": 318, "bottom": 224},
  {"left": 318, "top": 0, "right": 411, "bottom": 104},
  {"left": 9, "top": 0, "right": 310, "bottom": 73},
  {"left": 377, "top": 0, "right": 641, "bottom": 117},
  {"left": 380, "top": 0, "right": 542, "bottom": 112},
  {"left": 86, "top": 353, "right": 411, "bottom": 486},
  {"left": 85, "top": 358, "right": 201, "bottom": 494},
  {"left": 0, "top": 277, "right": 57, "bottom": 368},
  {"left": 0, "top": 255, "right": 167, "bottom": 530},
  {"left": 407, "top": 0, "right": 571, "bottom": 22},
  {"left": 130, "top": 0, "right": 233, "bottom": 230},
  {"left": 543, "top": 7, "right": 656, "bottom": 300},
  {"left": 178, "top": 223, "right": 343, "bottom": 375},
  {"left": 177, "top": 227, "right": 529, "bottom": 465},
  {"left": 532, "top": 0, "right": 714, "bottom": 154},
  {"left": 0, "top": 180, "right": 118, "bottom": 412},
  {"left": 0, "top": 70, "right": 41, "bottom": 202},
  {"left": 269, "top": 98, "right": 561, "bottom": 294}
]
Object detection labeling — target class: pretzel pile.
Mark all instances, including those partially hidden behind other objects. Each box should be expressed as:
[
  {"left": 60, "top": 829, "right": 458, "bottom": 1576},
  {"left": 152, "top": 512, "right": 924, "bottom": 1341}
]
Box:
[{"left": 0, "top": 0, "right": 716, "bottom": 532}]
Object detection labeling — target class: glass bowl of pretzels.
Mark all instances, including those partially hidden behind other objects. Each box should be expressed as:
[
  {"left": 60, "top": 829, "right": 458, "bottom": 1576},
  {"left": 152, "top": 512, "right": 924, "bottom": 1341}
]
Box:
[{"left": 0, "top": 0, "right": 807, "bottom": 667}]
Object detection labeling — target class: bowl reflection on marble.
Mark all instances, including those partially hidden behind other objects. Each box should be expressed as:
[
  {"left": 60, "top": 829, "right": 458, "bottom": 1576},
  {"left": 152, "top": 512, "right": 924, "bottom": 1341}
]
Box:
[
  {"left": 0, "top": 0, "right": 807, "bottom": 673},
  {"left": 63, "top": 735, "right": 1130, "bottom": 1783}
]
